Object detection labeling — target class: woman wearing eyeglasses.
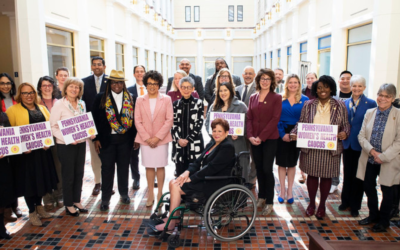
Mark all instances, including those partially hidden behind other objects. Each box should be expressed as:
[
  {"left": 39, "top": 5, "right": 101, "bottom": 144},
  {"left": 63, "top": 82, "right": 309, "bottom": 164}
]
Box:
[
  {"left": 135, "top": 70, "right": 173, "bottom": 207},
  {"left": 247, "top": 68, "right": 282, "bottom": 216},
  {"left": 167, "top": 70, "right": 199, "bottom": 103},
  {"left": 92, "top": 70, "right": 137, "bottom": 211},
  {"left": 6, "top": 83, "right": 58, "bottom": 226}
]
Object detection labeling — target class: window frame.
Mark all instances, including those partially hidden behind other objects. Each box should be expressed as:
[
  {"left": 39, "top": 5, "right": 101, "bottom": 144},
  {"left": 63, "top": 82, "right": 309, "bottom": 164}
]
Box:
[
  {"left": 300, "top": 41, "right": 307, "bottom": 61},
  {"left": 318, "top": 35, "right": 332, "bottom": 50},
  {"left": 194, "top": 6, "right": 200, "bottom": 22},
  {"left": 228, "top": 5, "right": 234, "bottom": 22},
  {"left": 237, "top": 5, "right": 243, "bottom": 22},
  {"left": 277, "top": 49, "right": 281, "bottom": 68},
  {"left": 115, "top": 43, "right": 125, "bottom": 72},
  {"left": 287, "top": 46, "right": 292, "bottom": 74},
  {"left": 185, "top": 6, "right": 191, "bottom": 22}
]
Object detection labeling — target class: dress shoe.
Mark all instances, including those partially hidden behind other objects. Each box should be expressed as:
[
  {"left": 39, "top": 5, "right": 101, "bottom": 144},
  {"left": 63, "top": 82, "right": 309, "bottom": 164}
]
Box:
[
  {"left": 73, "top": 204, "right": 88, "bottom": 213},
  {"left": 358, "top": 217, "right": 378, "bottom": 225},
  {"left": 44, "top": 203, "right": 54, "bottom": 212},
  {"left": 121, "top": 197, "right": 131, "bottom": 204},
  {"left": 338, "top": 204, "right": 349, "bottom": 211},
  {"left": 3, "top": 208, "right": 17, "bottom": 222},
  {"left": 56, "top": 201, "right": 64, "bottom": 208},
  {"left": 256, "top": 198, "right": 266, "bottom": 208},
  {"left": 351, "top": 210, "right": 359, "bottom": 217},
  {"left": 92, "top": 183, "right": 101, "bottom": 196},
  {"left": 36, "top": 205, "right": 52, "bottom": 219},
  {"left": 390, "top": 207, "right": 399, "bottom": 219},
  {"left": 12, "top": 206, "right": 22, "bottom": 218},
  {"left": 287, "top": 197, "right": 294, "bottom": 204},
  {"left": 0, "top": 230, "right": 11, "bottom": 240},
  {"left": 65, "top": 207, "right": 79, "bottom": 217},
  {"left": 372, "top": 223, "right": 388, "bottom": 232},
  {"left": 262, "top": 204, "right": 273, "bottom": 216},
  {"left": 316, "top": 207, "right": 326, "bottom": 218},
  {"left": 306, "top": 205, "right": 316, "bottom": 217},
  {"left": 29, "top": 212, "right": 42, "bottom": 226},
  {"left": 278, "top": 196, "right": 284, "bottom": 203},
  {"left": 100, "top": 204, "right": 109, "bottom": 211},
  {"left": 132, "top": 180, "right": 140, "bottom": 190},
  {"left": 329, "top": 185, "right": 338, "bottom": 194},
  {"left": 0, "top": 214, "right": 12, "bottom": 239},
  {"left": 146, "top": 199, "right": 154, "bottom": 207}
]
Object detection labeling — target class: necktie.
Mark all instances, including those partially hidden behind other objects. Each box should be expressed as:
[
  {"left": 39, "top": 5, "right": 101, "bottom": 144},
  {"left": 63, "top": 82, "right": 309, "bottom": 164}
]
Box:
[
  {"left": 140, "top": 86, "right": 144, "bottom": 96},
  {"left": 242, "top": 85, "right": 248, "bottom": 101},
  {"left": 95, "top": 77, "right": 100, "bottom": 93}
]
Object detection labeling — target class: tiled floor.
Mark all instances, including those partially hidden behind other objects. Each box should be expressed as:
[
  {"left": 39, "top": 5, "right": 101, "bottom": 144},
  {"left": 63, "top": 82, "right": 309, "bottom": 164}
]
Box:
[{"left": 2, "top": 137, "right": 400, "bottom": 249}]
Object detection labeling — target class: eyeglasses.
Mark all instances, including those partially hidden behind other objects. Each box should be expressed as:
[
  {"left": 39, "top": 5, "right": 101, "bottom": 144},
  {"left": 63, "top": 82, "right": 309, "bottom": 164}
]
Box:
[
  {"left": 21, "top": 91, "right": 36, "bottom": 97},
  {"left": 377, "top": 94, "right": 393, "bottom": 99},
  {"left": 111, "top": 81, "right": 124, "bottom": 86},
  {"left": 260, "top": 78, "right": 272, "bottom": 82},
  {"left": 0, "top": 82, "right": 12, "bottom": 86},
  {"left": 147, "top": 83, "right": 159, "bottom": 87},
  {"left": 219, "top": 75, "right": 230, "bottom": 79},
  {"left": 41, "top": 84, "right": 53, "bottom": 89},
  {"left": 181, "top": 86, "right": 193, "bottom": 90}
]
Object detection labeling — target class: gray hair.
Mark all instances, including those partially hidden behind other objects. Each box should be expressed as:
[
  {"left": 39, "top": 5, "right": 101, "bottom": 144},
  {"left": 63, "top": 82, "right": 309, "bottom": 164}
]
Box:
[
  {"left": 179, "top": 76, "right": 195, "bottom": 88},
  {"left": 350, "top": 75, "right": 366, "bottom": 87},
  {"left": 377, "top": 83, "right": 397, "bottom": 98},
  {"left": 274, "top": 68, "right": 284, "bottom": 74}
]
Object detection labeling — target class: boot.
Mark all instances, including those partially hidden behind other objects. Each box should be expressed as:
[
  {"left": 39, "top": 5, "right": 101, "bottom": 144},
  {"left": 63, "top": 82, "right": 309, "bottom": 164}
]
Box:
[
  {"left": 36, "top": 205, "right": 52, "bottom": 219},
  {"left": 3, "top": 208, "right": 17, "bottom": 223},
  {"left": 0, "top": 214, "right": 12, "bottom": 239},
  {"left": 29, "top": 212, "right": 42, "bottom": 226}
]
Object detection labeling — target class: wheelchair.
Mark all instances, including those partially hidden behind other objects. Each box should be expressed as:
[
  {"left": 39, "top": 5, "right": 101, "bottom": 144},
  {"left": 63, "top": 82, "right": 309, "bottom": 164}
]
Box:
[{"left": 148, "top": 151, "right": 257, "bottom": 248}]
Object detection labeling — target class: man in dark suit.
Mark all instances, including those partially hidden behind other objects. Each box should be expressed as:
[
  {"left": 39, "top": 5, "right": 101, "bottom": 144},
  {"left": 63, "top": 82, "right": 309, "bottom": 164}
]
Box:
[
  {"left": 82, "top": 56, "right": 108, "bottom": 196},
  {"left": 166, "top": 59, "right": 204, "bottom": 101},
  {"left": 204, "top": 58, "right": 242, "bottom": 107},
  {"left": 127, "top": 65, "right": 146, "bottom": 190}
]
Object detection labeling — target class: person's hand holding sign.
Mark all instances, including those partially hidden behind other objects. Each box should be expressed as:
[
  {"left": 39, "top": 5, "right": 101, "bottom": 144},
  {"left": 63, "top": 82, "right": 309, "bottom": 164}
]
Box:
[
  {"left": 282, "top": 134, "right": 291, "bottom": 142},
  {"left": 290, "top": 134, "right": 297, "bottom": 141},
  {"left": 231, "top": 135, "right": 238, "bottom": 140},
  {"left": 337, "top": 131, "right": 347, "bottom": 140},
  {"left": 0, "top": 154, "right": 4, "bottom": 159},
  {"left": 94, "top": 140, "right": 101, "bottom": 154}
]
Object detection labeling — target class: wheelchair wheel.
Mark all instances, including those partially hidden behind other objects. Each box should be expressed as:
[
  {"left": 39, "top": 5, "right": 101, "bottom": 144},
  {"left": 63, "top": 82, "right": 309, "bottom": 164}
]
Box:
[
  {"left": 203, "top": 184, "right": 257, "bottom": 241},
  {"left": 167, "top": 234, "right": 181, "bottom": 248}
]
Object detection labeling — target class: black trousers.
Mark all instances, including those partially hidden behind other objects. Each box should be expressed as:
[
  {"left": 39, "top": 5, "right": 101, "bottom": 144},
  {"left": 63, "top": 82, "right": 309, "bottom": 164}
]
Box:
[
  {"left": 251, "top": 139, "right": 277, "bottom": 204},
  {"left": 341, "top": 148, "right": 364, "bottom": 211},
  {"left": 99, "top": 136, "right": 132, "bottom": 204},
  {"left": 57, "top": 143, "right": 86, "bottom": 207},
  {"left": 130, "top": 147, "right": 140, "bottom": 181},
  {"left": 24, "top": 195, "right": 42, "bottom": 213},
  {"left": 364, "top": 162, "right": 393, "bottom": 227}
]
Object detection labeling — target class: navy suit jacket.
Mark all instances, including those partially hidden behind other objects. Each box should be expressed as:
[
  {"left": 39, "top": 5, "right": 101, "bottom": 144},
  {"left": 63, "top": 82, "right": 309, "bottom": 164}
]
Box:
[
  {"left": 166, "top": 73, "right": 204, "bottom": 101},
  {"left": 82, "top": 74, "right": 107, "bottom": 113},
  {"left": 127, "top": 84, "right": 138, "bottom": 98},
  {"left": 343, "top": 95, "right": 377, "bottom": 151}
]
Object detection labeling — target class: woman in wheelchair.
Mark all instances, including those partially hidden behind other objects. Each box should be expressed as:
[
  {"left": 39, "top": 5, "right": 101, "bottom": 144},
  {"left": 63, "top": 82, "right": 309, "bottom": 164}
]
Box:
[{"left": 153, "top": 118, "right": 235, "bottom": 232}]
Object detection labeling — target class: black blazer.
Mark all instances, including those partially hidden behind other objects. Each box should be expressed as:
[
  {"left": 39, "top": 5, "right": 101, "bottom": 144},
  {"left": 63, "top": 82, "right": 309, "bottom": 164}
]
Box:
[
  {"left": 82, "top": 74, "right": 108, "bottom": 113},
  {"left": 205, "top": 74, "right": 242, "bottom": 105},
  {"left": 91, "top": 92, "right": 137, "bottom": 148},
  {"left": 166, "top": 73, "right": 205, "bottom": 101},
  {"left": 127, "top": 84, "right": 138, "bottom": 98},
  {"left": 187, "top": 138, "right": 235, "bottom": 185}
]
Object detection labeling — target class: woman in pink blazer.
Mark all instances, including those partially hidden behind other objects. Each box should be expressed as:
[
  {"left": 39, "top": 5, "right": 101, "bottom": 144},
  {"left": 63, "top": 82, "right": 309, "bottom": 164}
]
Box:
[{"left": 135, "top": 70, "right": 173, "bottom": 207}]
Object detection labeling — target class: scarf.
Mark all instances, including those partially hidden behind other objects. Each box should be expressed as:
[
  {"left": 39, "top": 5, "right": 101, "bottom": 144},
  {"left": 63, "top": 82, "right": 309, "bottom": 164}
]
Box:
[
  {"left": 63, "top": 97, "right": 85, "bottom": 116},
  {"left": 105, "top": 91, "right": 133, "bottom": 134},
  {"left": 349, "top": 94, "right": 363, "bottom": 122}
]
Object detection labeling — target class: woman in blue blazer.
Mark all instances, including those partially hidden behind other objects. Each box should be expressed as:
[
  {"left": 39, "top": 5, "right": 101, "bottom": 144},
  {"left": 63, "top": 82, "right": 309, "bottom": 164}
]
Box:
[{"left": 340, "top": 75, "right": 377, "bottom": 216}]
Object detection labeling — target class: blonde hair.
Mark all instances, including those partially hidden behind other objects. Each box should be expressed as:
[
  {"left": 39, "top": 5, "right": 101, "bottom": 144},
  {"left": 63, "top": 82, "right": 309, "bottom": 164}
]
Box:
[
  {"left": 171, "top": 70, "right": 188, "bottom": 91},
  {"left": 282, "top": 74, "right": 302, "bottom": 103},
  {"left": 62, "top": 77, "right": 84, "bottom": 99},
  {"left": 215, "top": 68, "right": 235, "bottom": 92},
  {"left": 15, "top": 82, "right": 39, "bottom": 104}
]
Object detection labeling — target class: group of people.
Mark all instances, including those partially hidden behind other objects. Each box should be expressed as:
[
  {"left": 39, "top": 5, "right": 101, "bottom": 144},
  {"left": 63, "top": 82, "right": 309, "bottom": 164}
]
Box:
[{"left": 0, "top": 56, "right": 400, "bottom": 240}]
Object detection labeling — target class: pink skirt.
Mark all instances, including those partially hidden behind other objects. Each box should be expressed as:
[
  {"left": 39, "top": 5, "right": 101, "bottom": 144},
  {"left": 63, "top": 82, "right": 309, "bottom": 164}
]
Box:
[{"left": 141, "top": 144, "right": 169, "bottom": 168}]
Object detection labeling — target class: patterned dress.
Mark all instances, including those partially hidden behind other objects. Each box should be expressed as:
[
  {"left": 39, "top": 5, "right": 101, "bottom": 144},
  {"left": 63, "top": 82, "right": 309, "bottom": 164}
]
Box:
[{"left": 291, "top": 98, "right": 350, "bottom": 178}]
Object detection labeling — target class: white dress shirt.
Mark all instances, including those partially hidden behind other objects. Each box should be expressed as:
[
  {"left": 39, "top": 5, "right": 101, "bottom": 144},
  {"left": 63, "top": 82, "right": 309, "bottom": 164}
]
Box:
[{"left": 111, "top": 91, "right": 123, "bottom": 134}]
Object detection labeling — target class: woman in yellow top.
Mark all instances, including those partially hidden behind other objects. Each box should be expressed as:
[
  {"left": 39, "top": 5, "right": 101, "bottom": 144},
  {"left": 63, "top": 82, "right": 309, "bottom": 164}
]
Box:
[{"left": 6, "top": 83, "right": 58, "bottom": 226}]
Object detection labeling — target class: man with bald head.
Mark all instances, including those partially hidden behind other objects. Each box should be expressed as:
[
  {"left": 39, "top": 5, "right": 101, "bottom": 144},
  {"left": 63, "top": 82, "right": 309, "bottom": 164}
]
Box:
[
  {"left": 236, "top": 66, "right": 256, "bottom": 106},
  {"left": 166, "top": 58, "right": 204, "bottom": 100}
]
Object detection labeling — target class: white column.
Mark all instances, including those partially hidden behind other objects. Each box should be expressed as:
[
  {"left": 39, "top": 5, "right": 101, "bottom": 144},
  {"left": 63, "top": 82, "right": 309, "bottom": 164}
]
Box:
[
  {"left": 105, "top": 0, "right": 116, "bottom": 71},
  {"left": 280, "top": 18, "right": 287, "bottom": 75},
  {"left": 368, "top": 0, "right": 400, "bottom": 97},
  {"left": 225, "top": 40, "right": 232, "bottom": 67},
  {"left": 14, "top": 0, "right": 48, "bottom": 86},
  {"left": 330, "top": 0, "right": 346, "bottom": 80},
  {"left": 307, "top": 0, "right": 318, "bottom": 74},
  {"left": 138, "top": 19, "right": 145, "bottom": 65},
  {"left": 75, "top": 0, "right": 90, "bottom": 77},
  {"left": 292, "top": 9, "right": 300, "bottom": 75},
  {"left": 196, "top": 39, "right": 203, "bottom": 79}
]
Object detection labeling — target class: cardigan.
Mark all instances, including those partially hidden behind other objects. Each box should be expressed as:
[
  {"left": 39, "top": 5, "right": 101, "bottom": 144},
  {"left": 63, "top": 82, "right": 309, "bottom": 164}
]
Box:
[
  {"left": 49, "top": 99, "right": 87, "bottom": 144},
  {"left": 6, "top": 102, "right": 50, "bottom": 126},
  {"left": 278, "top": 94, "right": 309, "bottom": 138},
  {"left": 246, "top": 92, "right": 282, "bottom": 141}
]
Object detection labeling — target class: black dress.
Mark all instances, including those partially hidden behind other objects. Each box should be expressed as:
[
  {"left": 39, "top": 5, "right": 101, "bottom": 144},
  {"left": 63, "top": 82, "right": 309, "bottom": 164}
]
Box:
[
  {"left": 181, "top": 138, "right": 236, "bottom": 198},
  {"left": 11, "top": 104, "right": 58, "bottom": 198},
  {"left": 0, "top": 113, "right": 15, "bottom": 207},
  {"left": 275, "top": 124, "right": 300, "bottom": 168}
]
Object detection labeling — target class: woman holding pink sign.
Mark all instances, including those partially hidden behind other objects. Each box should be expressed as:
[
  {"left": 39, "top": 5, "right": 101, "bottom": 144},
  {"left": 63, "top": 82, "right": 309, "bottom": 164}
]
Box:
[
  {"left": 290, "top": 75, "right": 350, "bottom": 219},
  {"left": 6, "top": 82, "right": 58, "bottom": 226},
  {"left": 50, "top": 77, "right": 94, "bottom": 217}
]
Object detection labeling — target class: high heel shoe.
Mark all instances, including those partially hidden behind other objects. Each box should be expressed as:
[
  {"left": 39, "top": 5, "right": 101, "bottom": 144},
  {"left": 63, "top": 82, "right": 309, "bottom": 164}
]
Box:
[
  {"left": 65, "top": 207, "right": 79, "bottom": 217},
  {"left": 146, "top": 199, "right": 154, "bottom": 207},
  {"left": 306, "top": 205, "right": 315, "bottom": 217},
  {"left": 316, "top": 207, "right": 326, "bottom": 219},
  {"left": 73, "top": 204, "right": 88, "bottom": 213},
  {"left": 278, "top": 196, "right": 284, "bottom": 203},
  {"left": 287, "top": 197, "right": 294, "bottom": 204}
]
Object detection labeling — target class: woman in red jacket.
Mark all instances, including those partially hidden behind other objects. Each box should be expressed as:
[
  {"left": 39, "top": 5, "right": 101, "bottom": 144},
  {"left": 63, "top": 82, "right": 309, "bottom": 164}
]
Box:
[{"left": 246, "top": 68, "right": 282, "bottom": 216}]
